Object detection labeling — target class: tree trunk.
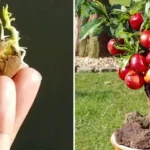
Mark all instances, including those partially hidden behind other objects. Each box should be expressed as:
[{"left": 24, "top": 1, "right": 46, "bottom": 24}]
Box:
[
  {"left": 98, "top": 32, "right": 111, "bottom": 57},
  {"left": 78, "top": 39, "right": 87, "bottom": 57},
  {"left": 77, "top": 15, "right": 89, "bottom": 57},
  {"left": 85, "top": 14, "right": 99, "bottom": 58},
  {"left": 75, "top": 15, "right": 79, "bottom": 55}
]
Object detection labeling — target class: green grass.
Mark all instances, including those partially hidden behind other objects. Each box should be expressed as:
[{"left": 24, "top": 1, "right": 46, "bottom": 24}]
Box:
[
  {"left": 75, "top": 73, "right": 148, "bottom": 150},
  {"left": 110, "top": 0, "right": 130, "bottom": 6}
]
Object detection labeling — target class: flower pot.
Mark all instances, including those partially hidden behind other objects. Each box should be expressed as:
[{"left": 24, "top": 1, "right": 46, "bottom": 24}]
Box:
[{"left": 111, "top": 132, "right": 142, "bottom": 150}]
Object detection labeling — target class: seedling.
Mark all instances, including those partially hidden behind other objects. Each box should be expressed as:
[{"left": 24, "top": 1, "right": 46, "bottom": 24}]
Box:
[{"left": 0, "top": 5, "right": 27, "bottom": 77}]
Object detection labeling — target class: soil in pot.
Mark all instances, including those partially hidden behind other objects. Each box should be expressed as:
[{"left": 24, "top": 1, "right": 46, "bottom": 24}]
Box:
[{"left": 115, "top": 112, "right": 150, "bottom": 149}]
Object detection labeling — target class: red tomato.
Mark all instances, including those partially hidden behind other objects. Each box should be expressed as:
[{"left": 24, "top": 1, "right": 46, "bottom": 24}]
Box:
[
  {"left": 107, "top": 39, "right": 125, "bottom": 55},
  {"left": 145, "top": 52, "right": 150, "bottom": 64},
  {"left": 125, "top": 70, "right": 144, "bottom": 90},
  {"left": 118, "top": 66, "right": 132, "bottom": 80},
  {"left": 144, "top": 69, "right": 150, "bottom": 84},
  {"left": 129, "top": 53, "right": 148, "bottom": 73},
  {"left": 118, "top": 38, "right": 125, "bottom": 44},
  {"left": 140, "top": 30, "right": 150, "bottom": 48},
  {"left": 129, "top": 12, "right": 143, "bottom": 31}
]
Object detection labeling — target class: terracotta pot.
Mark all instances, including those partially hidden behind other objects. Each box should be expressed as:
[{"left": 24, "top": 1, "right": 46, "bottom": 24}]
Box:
[{"left": 111, "top": 132, "right": 142, "bottom": 150}]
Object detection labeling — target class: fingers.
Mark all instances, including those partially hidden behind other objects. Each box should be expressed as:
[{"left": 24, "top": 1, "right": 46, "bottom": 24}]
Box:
[
  {"left": 11, "top": 68, "right": 42, "bottom": 144},
  {"left": 0, "top": 76, "right": 16, "bottom": 150}
]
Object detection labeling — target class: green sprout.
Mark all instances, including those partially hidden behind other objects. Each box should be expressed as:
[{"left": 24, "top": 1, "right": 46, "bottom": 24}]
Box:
[{"left": 1, "top": 5, "right": 27, "bottom": 64}]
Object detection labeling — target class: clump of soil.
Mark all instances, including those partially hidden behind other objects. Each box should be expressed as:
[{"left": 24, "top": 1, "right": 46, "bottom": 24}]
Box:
[
  {"left": 115, "top": 112, "right": 150, "bottom": 149},
  {"left": 0, "top": 54, "right": 21, "bottom": 77}
]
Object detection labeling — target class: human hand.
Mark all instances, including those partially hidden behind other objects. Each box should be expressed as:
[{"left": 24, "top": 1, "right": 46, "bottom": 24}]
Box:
[{"left": 0, "top": 64, "right": 42, "bottom": 150}]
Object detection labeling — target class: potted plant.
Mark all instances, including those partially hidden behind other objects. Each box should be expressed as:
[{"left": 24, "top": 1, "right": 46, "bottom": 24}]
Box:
[{"left": 78, "top": 0, "right": 150, "bottom": 149}]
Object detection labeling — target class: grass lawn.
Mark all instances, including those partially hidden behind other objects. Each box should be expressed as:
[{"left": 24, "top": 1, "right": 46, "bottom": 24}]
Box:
[
  {"left": 110, "top": 0, "right": 130, "bottom": 6},
  {"left": 75, "top": 73, "right": 148, "bottom": 150}
]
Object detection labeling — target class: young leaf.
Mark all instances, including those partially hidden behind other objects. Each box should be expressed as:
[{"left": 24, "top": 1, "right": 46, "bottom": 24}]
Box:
[
  {"left": 119, "top": 55, "right": 132, "bottom": 69},
  {"left": 129, "top": 1, "right": 146, "bottom": 15},
  {"left": 90, "top": 1, "right": 109, "bottom": 19},
  {"left": 115, "top": 23, "right": 126, "bottom": 36},
  {"left": 145, "top": 1, "right": 150, "bottom": 17},
  {"left": 95, "top": 1, "right": 109, "bottom": 18},
  {"left": 130, "top": 0, "right": 143, "bottom": 7},
  {"left": 80, "top": 4, "right": 91, "bottom": 20},
  {"left": 114, "top": 45, "right": 130, "bottom": 52},
  {"left": 92, "top": 26, "right": 105, "bottom": 37},
  {"left": 79, "top": 18, "right": 106, "bottom": 40},
  {"left": 75, "top": 0, "right": 85, "bottom": 14},
  {"left": 140, "top": 1, "right": 150, "bottom": 30}
]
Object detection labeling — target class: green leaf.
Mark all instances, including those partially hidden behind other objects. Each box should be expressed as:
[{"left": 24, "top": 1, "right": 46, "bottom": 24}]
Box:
[
  {"left": 80, "top": 4, "right": 91, "bottom": 20},
  {"left": 75, "top": 0, "right": 85, "bottom": 14},
  {"left": 115, "top": 23, "right": 126, "bottom": 36},
  {"left": 114, "top": 31, "right": 138, "bottom": 53},
  {"left": 145, "top": 1, "right": 150, "bottom": 17},
  {"left": 89, "top": 3, "right": 102, "bottom": 15},
  {"left": 129, "top": 0, "right": 144, "bottom": 8},
  {"left": 134, "top": 37, "right": 140, "bottom": 52},
  {"left": 90, "top": 1, "right": 109, "bottom": 18},
  {"left": 117, "top": 55, "right": 132, "bottom": 69},
  {"left": 95, "top": 1, "right": 108, "bottom": 17},
  {"left": 112, "top": 4, "right": 128, "bottom": 12},
  {"left": 93, "top": 25, "right": 106, "bottom": 37},
  {"left": 79, "top": 18, "right": 105, "bottom": 40},
  {"left": 119, "top": 13, "right": 130, "bottom": 22},
  {"left": 140, "top": 1, "right": 150, "bottom": 31},
  {"left": 114, "top": 45, "right": 130, "bottom": 51},
  {"left": 110, "top": 26, "right": 115, "bottom": 36},
  {"left": 120, "top": 55, "right": 132, "bottom": 68},
  {"left": 129, "top": 1, "right": 146, "bottom": 15}
]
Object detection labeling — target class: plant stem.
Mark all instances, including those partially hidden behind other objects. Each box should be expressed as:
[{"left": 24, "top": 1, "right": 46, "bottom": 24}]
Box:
[{"left": 144, "top": 83, "right": 150, "bottom": 127}]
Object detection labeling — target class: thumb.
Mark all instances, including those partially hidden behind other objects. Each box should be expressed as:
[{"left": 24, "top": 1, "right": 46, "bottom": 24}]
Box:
[{"left": 0, "top": 76, "right": 16, "bottom": 150}]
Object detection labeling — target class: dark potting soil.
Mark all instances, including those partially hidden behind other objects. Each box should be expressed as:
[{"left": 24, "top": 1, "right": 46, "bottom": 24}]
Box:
[{"left": 115, "top": 112, "right": 150, "bottom": 149}]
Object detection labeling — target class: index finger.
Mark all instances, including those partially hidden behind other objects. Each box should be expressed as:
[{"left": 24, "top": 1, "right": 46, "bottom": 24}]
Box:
[{"left": 0, "top": 76, "right": 16, "bottom": 150}]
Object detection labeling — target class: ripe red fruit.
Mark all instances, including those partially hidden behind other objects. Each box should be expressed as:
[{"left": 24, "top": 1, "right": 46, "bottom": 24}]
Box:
[
  {"left": 140, "top": 30, "right": 150, "bottom": 48},
  {"left": 125, "top": 70, "right": 144, "bottom": 89},
  {"left": 107, "top": 39, "right": 125, "bottom": 55},
  {"left": 118, "top": 38, "right": 125, "bottom": 44},
  {"left": 129, "top": 53, "right": 148, "bottom": 73},
  {"left": 144, "top": 69, "right": 150, "bottom": 84},
  {"left": 145, "top": 52, "right": 150, "bottom": 64},
  {"left": 129, "top": 12, "right": 143, "bottom": 31},
  {"left": 118, "top": 66, "right": 132, "bottom": 80}
]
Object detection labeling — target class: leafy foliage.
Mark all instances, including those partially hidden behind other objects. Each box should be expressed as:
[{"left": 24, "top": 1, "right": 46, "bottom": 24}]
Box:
[
  {"left": 75, "top": 0, "right": 96, "bottom": 20},
  {"left": 75, "top": 0, "right": 111, "bottom": 20},
  {"left": 79, "top": 17, "right": 106, "bottom": 40},
  {"left": 77, "top": 0, "right": 150, "bottom": 67}
]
